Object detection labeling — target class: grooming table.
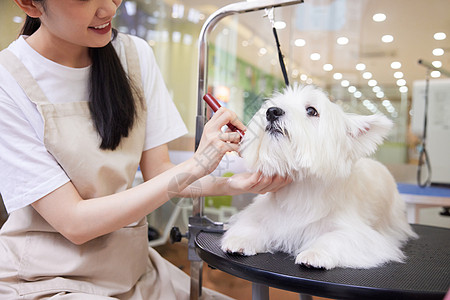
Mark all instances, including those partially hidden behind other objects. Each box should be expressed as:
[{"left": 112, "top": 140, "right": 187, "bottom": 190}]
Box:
[
  {"left": 397, "top": 183, "right": 450, "bottom": 223},
  {"left": 195, "top": 224, "right": 449, "bottom": 300}
]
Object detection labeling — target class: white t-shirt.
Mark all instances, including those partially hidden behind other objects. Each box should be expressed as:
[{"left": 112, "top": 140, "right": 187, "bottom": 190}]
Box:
[{"left": 0, "top": 35, "right": 188, "bottom": 213}]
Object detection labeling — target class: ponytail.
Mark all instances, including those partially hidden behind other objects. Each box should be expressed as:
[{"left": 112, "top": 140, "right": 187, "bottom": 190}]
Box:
[{"left": 20, "top": 16, "right": 137, "bottom": 151}]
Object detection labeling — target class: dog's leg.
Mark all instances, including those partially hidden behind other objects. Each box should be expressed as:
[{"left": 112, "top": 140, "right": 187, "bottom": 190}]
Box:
[
  {"left": 221, "top": 223, "right": 268, "bottom": 256},
  {"left": 220, "top": 196, "right": 273, "bottom": 256},
  {"left": 295, "top": 225, "right": 404, "bottom": 269}
]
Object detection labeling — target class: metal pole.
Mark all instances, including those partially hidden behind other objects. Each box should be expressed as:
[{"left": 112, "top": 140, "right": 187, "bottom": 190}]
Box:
[{"left": 190, "top": 1, "right": 303, "bottom": 299}]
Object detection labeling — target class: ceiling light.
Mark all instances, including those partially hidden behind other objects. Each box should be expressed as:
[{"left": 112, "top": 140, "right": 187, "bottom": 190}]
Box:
[
  {"left": 431, "top": 71, "right": 441, "bottom": 78},
  {"left": 391, "top": 61, "right": 401, "bottom": 69},
  {"left": 354, "top": 91, "right": 362, "bottom": 98},
  {"left": 333, "top": 73, "right": 343, "bottom": 80},
  {"left": 259, "top": 47, "right": 267, "bottom": 56},
  {"left": 373, "top": 86, "right": 381, "bottom": 93},
  {"left": 348, "top": 86, "right": 357, "bottom": 93},
  {"left": 300, "top": 74, "right": 308, "bottom": 81},
  {"left": 310, "top": 53, "right": 321, "bottom": 60},
  {"left": 356, "top": 63, "right": 366, "bottom": 71},
  {"left": 434, "top": 32, "right": 446, "bottom": 40},
  {"left": 323, "top": 64, "right": 333, "bottom": 71},
  {"left": 396, "top": 79, "right": 406, "bottom": 86},
  {"left": 341, "top": 80, "right": 350, "bottom": 87},
  {"left": 382, "top": 100, "right": 391, "bottom": 107},
  {"left": 381, "top": 35, "right": 394, "bottom": 43},
  {"left": 394, "top": 71, "right": 403, "bottom": 79},
  {"left": 376, "top": 91, "right": 385, "bottom": 98},
  {"left": 292, "top": 69, "right": 299, "bottom": 77},
  {"left": 368, "top": 79, "right": 377, "bottom": 87},
  {"left": 336, "top": 37, "right": 349, "bottom": 45},
  {"left": 294, "top": 38, "right": 306, "bottom": 47},
  {"left": 432, "top": 61, "right": 442, "bottom": 68},
  {"left": 274, "top": 21, "right": 286, "bottom": 30},
  {"left": 399, "top": 86, "right": 408, "bottom": 93},
  {"left": 362, "top": 72, "right": 372, "bottom": 79},
  {"left": 373, "top": 13, "right": 386, "bottom": 22},
  {"left": 432, "top": 48, "right": 444, "bottom": 56}
]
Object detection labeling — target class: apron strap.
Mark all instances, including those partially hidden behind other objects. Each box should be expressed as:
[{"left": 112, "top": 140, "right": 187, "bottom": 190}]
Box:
[
  {"left": 0, "top": 49, "right": 51, "bottom": 109},
  {"left": 118, "top": 33, "right": 145, "bottom": 108}
]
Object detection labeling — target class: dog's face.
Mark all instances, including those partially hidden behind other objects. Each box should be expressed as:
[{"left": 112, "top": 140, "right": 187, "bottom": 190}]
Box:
[{"left": 240, "top": 85, "right": 393, "bottom": 181}]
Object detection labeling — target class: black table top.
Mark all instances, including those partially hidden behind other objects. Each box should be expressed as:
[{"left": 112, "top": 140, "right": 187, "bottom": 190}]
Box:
[{"left": 195, "top": 224, "right": 449, "bottom": 300}]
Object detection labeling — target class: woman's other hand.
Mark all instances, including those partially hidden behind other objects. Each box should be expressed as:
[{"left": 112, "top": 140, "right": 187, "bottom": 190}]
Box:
[{"left": 227, "top": 172, "right": 292, "bottom": 195}]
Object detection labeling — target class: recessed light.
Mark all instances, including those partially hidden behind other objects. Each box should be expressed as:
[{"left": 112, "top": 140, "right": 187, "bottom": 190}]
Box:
[
  {"left": 356, "top": 63, "right": 366, "bottom": 71},
  {"left": 294, "top": 38, "right": 306, "bottom": 47},
  {"left": 434, "top": 32, "right": 446, "bottom": 40},
  {"left": 333, "top": 73, "right": 343, "bottom": 80},
  {"left": 310, "top": 53, "right": 321, "bottom": 61},
  {"left": 431, "top": 71, "right": 441, "bottom": 78},
  {"left": 381, "top": 35, "right": 394, "bottom": 43},
  {"left": 391, "top": 61, "right": 401, "bottom": 69},
  {"left": 394, "top": 71, "right": 403, "bottom": 79},
  {"left": 432, "top": 48, "right": 444, "bottom": 56},
  {"left": 336, "top": 37, "right": 349, "bottom": 45},
  {"left": 323, "top": 64, "right": 333, "bottom": 71},
  {"left": 274, "top": 21, "right": 286, "bottom": 30},
  {"left": 362, "top": 72, "right": 372, "bottom": 79},
  {"left": 373, "top": 86, "right": 381, "bottom": 93},
  {"left": 368, "top": 79, "right": 377, "bottom": 87},
  {"left": 341, "top": 80, "right": 350, "bottom": 87},
  {"left": 432, "top": 61, "right": 442, "bottom": 68},
  {"left": 396, "top": 79, "right": 406, "bottom": 86},
  {"left": 399, "top": 86, "right": 408, "bottom": 93},
  {"left": 373, "top": 13, "right": 386, "bottom": 22}
]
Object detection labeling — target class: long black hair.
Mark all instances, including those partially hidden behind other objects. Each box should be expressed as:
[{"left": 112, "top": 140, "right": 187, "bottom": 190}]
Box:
[{"left": 20, "top": 6, "right": 137, "bottom": 151}]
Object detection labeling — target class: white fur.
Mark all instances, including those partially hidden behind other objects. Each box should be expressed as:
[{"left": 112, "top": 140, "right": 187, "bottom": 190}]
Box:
[{"left": 221, "top": 85, "right": 417, "bottom": 269}]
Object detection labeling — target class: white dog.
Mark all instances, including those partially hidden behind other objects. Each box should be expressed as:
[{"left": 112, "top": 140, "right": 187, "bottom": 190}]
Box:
[{"left": 221, "top": 85, "right": 417, "bottom": 270}]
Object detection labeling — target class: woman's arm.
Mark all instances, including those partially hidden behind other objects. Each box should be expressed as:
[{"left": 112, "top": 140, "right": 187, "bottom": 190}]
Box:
[{"left": 32, "top": 108, "right": 242, "bottom": 245}]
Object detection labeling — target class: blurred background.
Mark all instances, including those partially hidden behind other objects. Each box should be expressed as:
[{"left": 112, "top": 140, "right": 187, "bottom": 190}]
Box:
[{"left": 1, "top": 1, "right": 449, "bottom": 298}]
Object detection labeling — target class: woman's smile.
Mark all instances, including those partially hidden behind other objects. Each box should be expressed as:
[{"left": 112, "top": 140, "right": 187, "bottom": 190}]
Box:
[{"left": 89, "top": 21, "right": 112, "bottom": 34}]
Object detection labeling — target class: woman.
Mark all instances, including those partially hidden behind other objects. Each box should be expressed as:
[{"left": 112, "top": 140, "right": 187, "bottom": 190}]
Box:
[{"left": 0, "top": 0, "right": 289, "bottom": 299}]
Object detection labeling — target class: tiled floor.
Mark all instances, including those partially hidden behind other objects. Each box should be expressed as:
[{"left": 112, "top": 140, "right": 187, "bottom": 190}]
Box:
[{"left": 154, "top": 241, "right": 330, "bottom": 300}]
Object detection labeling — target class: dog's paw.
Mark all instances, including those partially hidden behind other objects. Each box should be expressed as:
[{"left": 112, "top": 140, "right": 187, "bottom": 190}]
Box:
[
  {"left": 221, "top": 236, "right": 260, "bottom": 256},
  {"left": 295, "top": 249, "right": 337, "bottom": 270}
]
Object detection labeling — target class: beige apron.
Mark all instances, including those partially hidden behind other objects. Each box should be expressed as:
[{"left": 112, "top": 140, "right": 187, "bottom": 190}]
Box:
[{"left": 0, "top": 34, "right": 205, "bottom": 300}]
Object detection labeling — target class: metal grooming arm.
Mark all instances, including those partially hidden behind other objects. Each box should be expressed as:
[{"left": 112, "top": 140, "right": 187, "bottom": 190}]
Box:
[{"left": 189, "top": 1, "right": 303, "bottom": 299}]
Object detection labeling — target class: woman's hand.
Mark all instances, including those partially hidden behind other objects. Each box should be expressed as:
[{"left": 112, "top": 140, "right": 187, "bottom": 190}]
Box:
[
  {"left": 189, "top": 107, "right": 246, "bottom": 177},
  {"left": 226, "top": 172, "right": 292, "bottom": 195}
]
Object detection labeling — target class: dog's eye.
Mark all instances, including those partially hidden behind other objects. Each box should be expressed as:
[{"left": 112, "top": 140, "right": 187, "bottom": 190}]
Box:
[{"left": 306, "top": 106, "right": 319, "bottom": 117}]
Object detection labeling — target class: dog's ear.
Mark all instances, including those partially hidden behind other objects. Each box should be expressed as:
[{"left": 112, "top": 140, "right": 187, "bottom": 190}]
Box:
[{"left": 346, "top": 113, "right": 393, "bottom": 158}]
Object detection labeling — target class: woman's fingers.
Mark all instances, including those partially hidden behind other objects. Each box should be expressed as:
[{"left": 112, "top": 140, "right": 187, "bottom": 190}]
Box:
[{"left": 208, "top": 107, "right": 246, "bottom": 134}]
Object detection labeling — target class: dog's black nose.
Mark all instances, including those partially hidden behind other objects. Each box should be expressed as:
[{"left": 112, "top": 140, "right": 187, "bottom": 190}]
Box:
[{"left": 266, "top": 107, "right": 285, "bottom": 122}]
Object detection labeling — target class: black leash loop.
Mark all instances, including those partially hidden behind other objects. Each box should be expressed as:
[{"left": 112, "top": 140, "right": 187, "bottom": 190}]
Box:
[
  {"left": 272, "top": 27, "right": 289, "bottom": 87},
  {"left": 417, "top": 67, "right": 432, "bottom": 187}
]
